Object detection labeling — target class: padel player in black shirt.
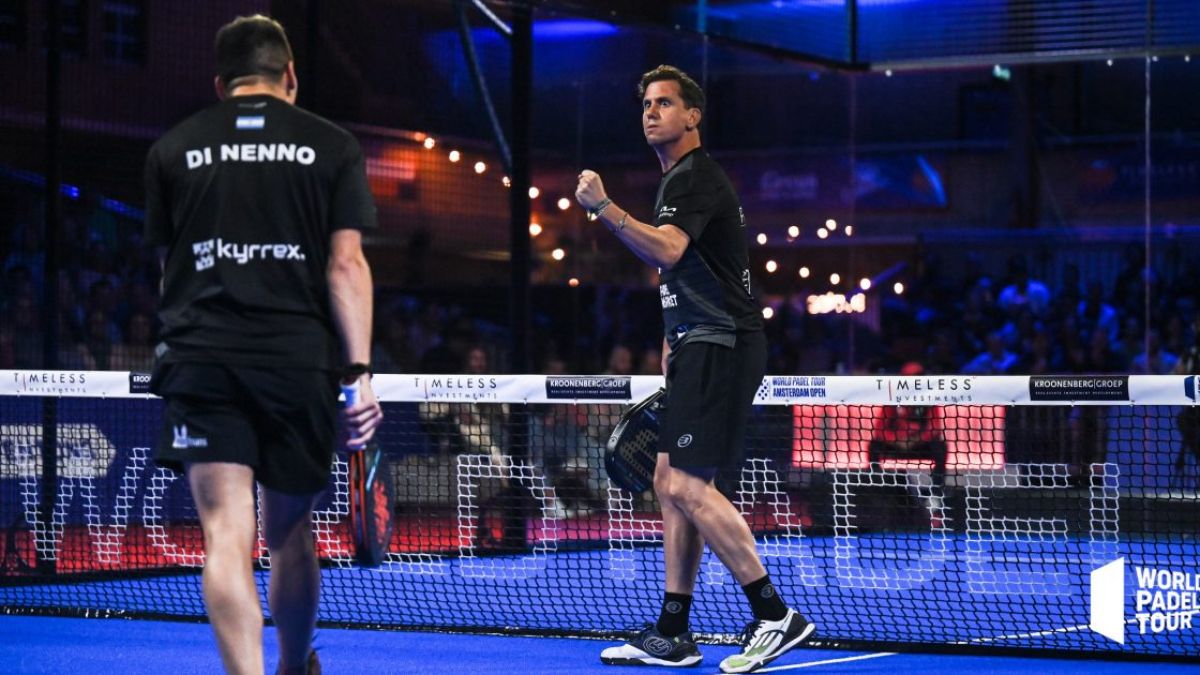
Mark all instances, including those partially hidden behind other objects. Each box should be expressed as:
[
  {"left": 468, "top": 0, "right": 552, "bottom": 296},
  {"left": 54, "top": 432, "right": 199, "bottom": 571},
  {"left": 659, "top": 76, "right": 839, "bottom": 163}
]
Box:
[
  {"left": 654, "top": 147, "right": 762, "bottom": 350},
  {"left": 576, "top": 66, "right": 814, "bottom": 674},
  {"left": 144, "top": 15, "right": 381, "bottom": 675}
]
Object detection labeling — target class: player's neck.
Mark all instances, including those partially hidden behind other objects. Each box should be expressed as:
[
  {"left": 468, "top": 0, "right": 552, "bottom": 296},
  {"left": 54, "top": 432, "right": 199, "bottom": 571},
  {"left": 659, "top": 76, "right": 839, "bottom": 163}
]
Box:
[
  {"left": 227, "top": 84, "right": 290, "bottom": 101},
  {"left": 654, "top": 135, "right": 701, "bottom": 173}
]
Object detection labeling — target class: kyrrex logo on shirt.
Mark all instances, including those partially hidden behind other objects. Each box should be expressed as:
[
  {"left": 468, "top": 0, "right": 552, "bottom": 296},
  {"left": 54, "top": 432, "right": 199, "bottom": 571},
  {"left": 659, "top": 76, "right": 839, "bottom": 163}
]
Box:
[{"left": 191, "top": 238, "right": 306, "bottom": 271}]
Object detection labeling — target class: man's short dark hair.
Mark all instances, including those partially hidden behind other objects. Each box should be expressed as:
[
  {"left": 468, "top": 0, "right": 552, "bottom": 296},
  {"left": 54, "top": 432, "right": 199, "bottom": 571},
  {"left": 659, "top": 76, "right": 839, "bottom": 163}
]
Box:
[
  {"left": 215, "top": 15, "right": 293, "bottom": 88},
  {"left": 637, "top": 65, "right": 705, "bottom": 113}
]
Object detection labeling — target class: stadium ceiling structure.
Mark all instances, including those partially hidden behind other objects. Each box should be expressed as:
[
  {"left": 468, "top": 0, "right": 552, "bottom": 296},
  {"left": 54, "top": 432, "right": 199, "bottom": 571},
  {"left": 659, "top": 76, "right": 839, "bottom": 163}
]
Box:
[{"left": 535, "top": 0, "right": 1200, "bottom": 71}]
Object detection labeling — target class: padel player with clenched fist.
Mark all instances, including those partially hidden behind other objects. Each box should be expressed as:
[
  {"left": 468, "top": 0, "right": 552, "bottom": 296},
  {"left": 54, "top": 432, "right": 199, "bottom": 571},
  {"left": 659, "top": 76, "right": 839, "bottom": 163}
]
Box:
[{"left": 576, "top": 65, "right": 814, "bottom": 674}]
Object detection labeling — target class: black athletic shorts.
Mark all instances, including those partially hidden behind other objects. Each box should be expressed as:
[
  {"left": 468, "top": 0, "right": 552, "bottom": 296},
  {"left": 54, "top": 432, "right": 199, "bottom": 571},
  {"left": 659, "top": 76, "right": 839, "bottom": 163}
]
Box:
[
  {"left": 154, "top": 362, "right": 338, "bottom": 495},
  {"left": 661, "top": 330, "right": 767, "bottom": 470}
]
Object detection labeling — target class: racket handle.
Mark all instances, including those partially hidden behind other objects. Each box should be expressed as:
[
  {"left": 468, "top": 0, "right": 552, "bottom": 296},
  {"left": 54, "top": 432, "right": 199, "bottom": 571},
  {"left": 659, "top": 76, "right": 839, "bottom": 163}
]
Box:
[{"left": 341, "top": 381, "right": 365, "bottom": 452}]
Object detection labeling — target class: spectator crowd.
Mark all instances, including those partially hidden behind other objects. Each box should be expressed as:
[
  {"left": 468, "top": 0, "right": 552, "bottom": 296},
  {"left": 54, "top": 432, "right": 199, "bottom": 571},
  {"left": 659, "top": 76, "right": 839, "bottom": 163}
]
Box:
[{"left": 4, "top": 193, "right": 1199, "bottom": 381}]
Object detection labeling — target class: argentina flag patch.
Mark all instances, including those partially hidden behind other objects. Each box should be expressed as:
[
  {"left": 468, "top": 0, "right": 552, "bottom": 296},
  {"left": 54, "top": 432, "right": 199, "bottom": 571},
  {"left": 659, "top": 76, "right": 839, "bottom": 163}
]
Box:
[{"left": 236, "top": 116, "right": 266, "bottom": 130}]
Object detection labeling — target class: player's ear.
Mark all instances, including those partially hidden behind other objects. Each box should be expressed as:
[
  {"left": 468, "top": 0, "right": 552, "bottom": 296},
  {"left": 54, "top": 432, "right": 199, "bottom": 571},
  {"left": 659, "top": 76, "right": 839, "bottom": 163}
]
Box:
[
  {"left": 214, "top": 76, "right": 227, "bottom": 100},
  {"left": 686, "top": 107, "right": 701, "bottom": 132},
  {"left": 284, "top": 62, "right": 298, "bottom": 103}
]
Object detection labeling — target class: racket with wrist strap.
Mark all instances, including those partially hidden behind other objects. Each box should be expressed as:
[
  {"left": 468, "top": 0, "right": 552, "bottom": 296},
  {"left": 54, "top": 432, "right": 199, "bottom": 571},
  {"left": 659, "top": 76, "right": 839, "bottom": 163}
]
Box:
[
  {"left": 343, "top": 382, "right": 394, "bottom": 567},
  {"left": 605, "top": 387, "right": 666, "bottom": 494}
]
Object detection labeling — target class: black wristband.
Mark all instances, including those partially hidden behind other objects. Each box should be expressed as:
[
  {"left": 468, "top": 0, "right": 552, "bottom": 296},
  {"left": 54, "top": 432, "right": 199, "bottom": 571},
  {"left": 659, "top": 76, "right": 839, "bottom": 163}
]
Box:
[{"left": 342, "top": 362, "right": 371, "bottom": 379}]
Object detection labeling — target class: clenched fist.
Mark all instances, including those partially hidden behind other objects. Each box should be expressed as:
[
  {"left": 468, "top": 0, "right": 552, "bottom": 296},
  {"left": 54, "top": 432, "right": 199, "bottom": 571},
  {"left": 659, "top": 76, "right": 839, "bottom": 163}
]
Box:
[{"left": 575, "top": 170, "right": 609, "bottom": 212}]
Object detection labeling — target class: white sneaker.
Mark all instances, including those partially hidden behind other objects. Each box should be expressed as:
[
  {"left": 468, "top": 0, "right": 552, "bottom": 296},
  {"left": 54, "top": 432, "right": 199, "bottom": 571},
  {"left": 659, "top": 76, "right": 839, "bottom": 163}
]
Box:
[{"left": 719, "top": 609, "right": 815, "bottom": 673}]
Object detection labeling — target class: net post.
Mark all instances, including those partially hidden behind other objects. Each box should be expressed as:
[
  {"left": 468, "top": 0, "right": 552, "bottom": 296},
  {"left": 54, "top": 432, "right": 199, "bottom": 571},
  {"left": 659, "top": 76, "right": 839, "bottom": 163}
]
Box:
[
  {"left": 38, "top": 0, "right": 63, "bottom": 577},
  {"left": 508, "top": 0, "right": 532, "bottom": 373},
  {"left": 847, "top": 0, "right": 858, "bottom": 64}
]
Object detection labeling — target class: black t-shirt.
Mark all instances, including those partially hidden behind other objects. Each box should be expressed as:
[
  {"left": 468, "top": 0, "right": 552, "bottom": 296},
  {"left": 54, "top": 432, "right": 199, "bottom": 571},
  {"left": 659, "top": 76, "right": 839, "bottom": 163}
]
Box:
[
  {"left": 654, "top": 148, "right": 762, "bottom": 350},
  {"left": 144, "top": 94, "right": 376, "bottom": 370}
]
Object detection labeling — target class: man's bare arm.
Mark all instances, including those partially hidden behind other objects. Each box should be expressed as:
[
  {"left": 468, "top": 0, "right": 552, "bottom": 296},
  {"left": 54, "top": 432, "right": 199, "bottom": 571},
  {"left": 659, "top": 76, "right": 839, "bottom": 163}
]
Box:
[{"left": 328, "top": 229, "right": 382, "bottom": 446}]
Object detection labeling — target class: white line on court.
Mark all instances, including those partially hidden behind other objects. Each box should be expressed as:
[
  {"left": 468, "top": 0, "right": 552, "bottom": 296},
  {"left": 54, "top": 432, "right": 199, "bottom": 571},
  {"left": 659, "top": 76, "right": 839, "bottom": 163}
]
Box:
[
  {"left": 953, "top": 609, "right": 1200, "bottom": 646},
  {"left": 754, "top": 651, "right": 898, "bottom": 672},
  {"left": 951, "top": 624, "right": 1091, "bottom": 644}
]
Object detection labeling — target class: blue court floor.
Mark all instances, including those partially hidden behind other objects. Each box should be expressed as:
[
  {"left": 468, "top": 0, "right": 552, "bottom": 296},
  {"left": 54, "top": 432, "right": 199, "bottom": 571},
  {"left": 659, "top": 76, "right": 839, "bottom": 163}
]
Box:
[{"left": 1, "top": 615, "right": 1192, "bottom": 674}]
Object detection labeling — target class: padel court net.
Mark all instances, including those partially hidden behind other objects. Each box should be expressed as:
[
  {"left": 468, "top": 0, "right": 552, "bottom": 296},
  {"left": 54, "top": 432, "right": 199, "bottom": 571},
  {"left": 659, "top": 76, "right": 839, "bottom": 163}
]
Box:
[{"left": 2, "top": 371, "right": 1198, "bottom": 659}]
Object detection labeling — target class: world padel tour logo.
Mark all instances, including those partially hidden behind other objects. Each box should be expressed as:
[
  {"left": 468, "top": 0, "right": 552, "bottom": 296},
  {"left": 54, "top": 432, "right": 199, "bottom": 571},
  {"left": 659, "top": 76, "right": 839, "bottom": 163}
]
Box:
[
  {"left": 1185, "top": 376, "right": 1199, "bottom": 402},
  {"left": 1030, "top": 376, "right": 1128, "bottom": 402},
  {"left": 1090, "top": 558, "right": 1199, "bottom": 644},
  {"left": 756, "top": 376, "right": 827, "bottom": 403},
  {"left": 545, "top": 376, "right": 630, "bottom": 400},
  {"left": 875, "top": 376, "right": 974, "bottom": 403}
]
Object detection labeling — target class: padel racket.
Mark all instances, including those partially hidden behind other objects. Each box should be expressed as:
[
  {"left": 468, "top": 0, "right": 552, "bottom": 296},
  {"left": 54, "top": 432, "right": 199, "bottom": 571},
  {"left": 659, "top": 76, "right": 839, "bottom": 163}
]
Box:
[
  {"left": 343, "top": 382, "right": 394, "bottom": 567},
  {"left": 605, "top": 387, "right": 666, "bottom": 494}
]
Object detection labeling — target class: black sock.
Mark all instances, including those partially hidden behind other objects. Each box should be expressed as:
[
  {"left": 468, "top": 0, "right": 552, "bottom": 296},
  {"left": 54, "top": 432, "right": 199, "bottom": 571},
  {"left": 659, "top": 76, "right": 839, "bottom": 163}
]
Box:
[
  {"left": 656, "top": 592, "right": 693, "bottom": 637},
  {"left": 742, "top": 575, "right": 788, "bottom": 621}
]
